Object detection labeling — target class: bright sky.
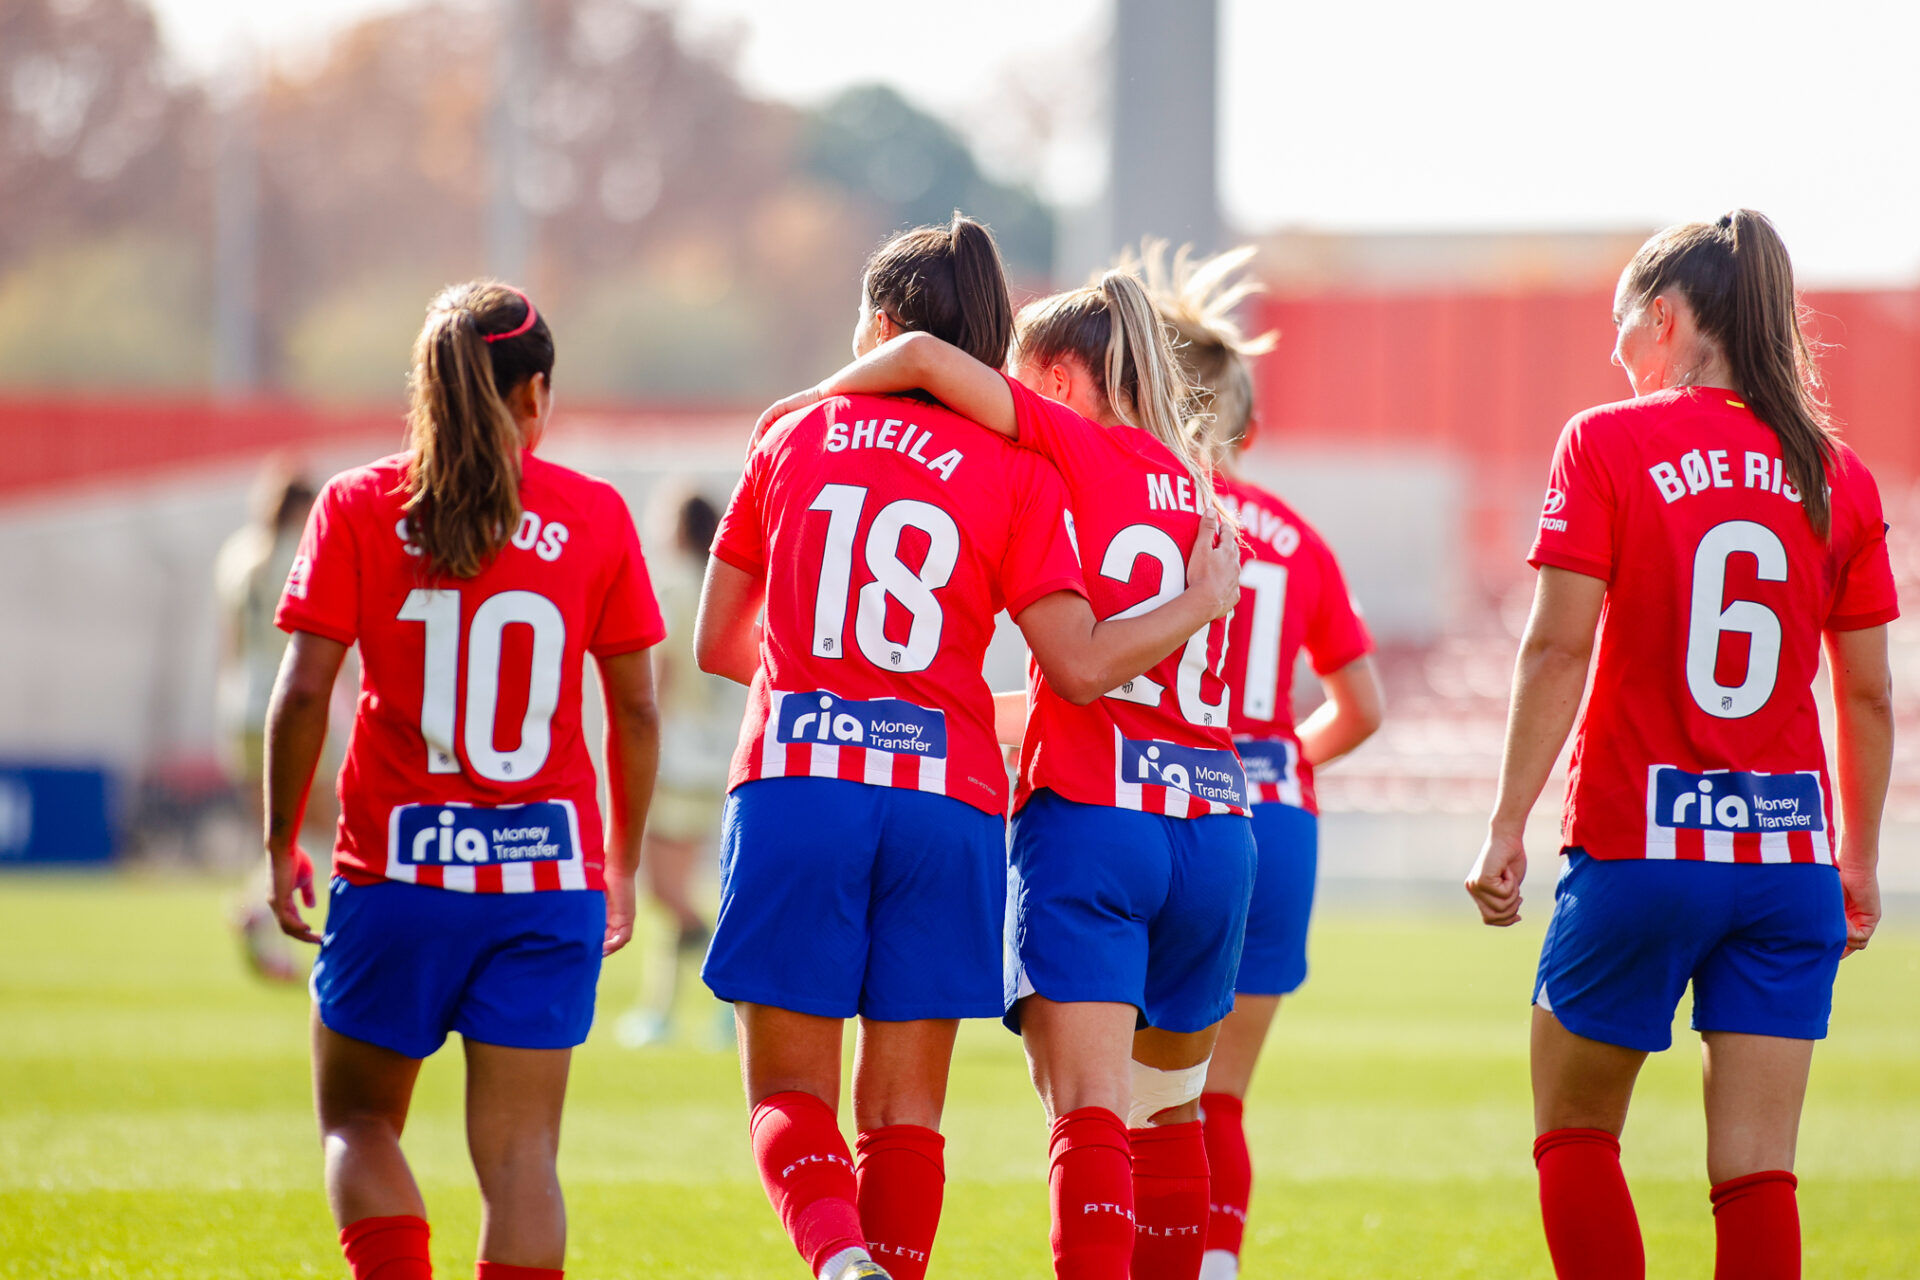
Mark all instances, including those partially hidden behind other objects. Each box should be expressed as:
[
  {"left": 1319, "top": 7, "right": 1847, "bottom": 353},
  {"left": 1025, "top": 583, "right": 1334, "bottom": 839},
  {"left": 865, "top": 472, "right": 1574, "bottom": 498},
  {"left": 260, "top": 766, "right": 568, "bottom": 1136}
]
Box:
[{"left": 148, "top": 0, "right": 1920, "bottom": 284}]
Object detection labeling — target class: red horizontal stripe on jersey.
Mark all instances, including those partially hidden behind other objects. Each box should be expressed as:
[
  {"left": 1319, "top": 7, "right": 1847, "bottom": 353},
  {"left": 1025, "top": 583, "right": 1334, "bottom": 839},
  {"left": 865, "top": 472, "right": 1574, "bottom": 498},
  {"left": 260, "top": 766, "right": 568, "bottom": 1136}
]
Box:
[
  {"left": 1733, "top": 832, "right": 1763, "bottom": 864},
  {"left": 416, "top": 865, "right": 444, "bottom": 889},
  {"left": 534, "top": 859, "right": 559, "bottom": 892},
  {"left": 784, "top": 742, "right": 808, "bottom": 779},
  {"left": 837, "top": 745, "right": 864, "bottom": 785},
  {"left": 1675, "top": 828, "right": 1706, "bottom": 861},
  {"left": 477, "top": 865, "right": 502, "bottom": 894},
  {"left": 894, "top": 752, "right": 919, "bottom": 790},
  {"left": 1788, "top": 829, "right": 1815, "bottom": 864}
]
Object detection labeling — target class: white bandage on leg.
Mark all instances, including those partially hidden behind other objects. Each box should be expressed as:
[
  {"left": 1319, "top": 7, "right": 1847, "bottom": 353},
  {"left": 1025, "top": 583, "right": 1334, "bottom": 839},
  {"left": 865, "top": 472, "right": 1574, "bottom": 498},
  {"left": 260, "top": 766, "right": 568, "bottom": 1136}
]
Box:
[{"left": 1127, "top": 1057, "right": 1211, "bottom": 1128}]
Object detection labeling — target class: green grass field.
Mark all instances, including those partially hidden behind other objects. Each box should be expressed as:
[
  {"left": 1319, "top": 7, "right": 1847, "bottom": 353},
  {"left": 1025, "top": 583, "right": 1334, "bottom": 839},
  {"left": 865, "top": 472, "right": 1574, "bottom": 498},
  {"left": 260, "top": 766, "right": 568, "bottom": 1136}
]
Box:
[{"left": 1, "top": 874, "right": 1915, "bottom": 1279}]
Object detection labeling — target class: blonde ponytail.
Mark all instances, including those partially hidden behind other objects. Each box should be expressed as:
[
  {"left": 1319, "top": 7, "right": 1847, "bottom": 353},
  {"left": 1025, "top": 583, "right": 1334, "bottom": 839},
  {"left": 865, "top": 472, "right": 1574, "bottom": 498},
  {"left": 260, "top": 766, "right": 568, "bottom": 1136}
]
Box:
[
  {"left": 1138, "top": 241, "right": 1277, "bottom": 468},
  {"left": 404, "top": 280, "right": 554, "bottom": 578},
  {"left": 1015, "top": 270, "right": 1227, "bottom": 522}
]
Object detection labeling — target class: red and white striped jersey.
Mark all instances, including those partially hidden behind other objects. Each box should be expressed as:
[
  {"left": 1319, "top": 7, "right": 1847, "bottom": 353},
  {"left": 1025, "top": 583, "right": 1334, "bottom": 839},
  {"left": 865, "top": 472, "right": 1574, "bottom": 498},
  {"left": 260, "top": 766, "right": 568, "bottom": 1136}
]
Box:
[
  {"left": 713, "top": 393, "right": 1086, "bottom": 817},
  {"left": 1003, "top": 375, "right": 1250, "bottom": 819},
  {"left": 276, "top": 451, "right": 666, "bottom": 892},
  {"left": 1531, "top": 388, "right": 1899, "bottom": 865},
  {"left": 1216, "top": 475, "right": 1373, "bottom": 813}
]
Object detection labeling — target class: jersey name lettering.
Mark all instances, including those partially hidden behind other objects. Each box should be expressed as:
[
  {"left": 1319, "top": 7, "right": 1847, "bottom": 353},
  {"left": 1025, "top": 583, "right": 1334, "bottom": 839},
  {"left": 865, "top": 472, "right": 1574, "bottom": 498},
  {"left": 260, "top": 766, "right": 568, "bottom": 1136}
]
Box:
[
  {"left": 823, "top": 417, "right": 963, "bottom": 481},
  {"left": 1145, "top": 473, "right": 1200, "bottom": 513},
  {"left": 1649, "top": 448, "right": 1803, "bottom": 506}
]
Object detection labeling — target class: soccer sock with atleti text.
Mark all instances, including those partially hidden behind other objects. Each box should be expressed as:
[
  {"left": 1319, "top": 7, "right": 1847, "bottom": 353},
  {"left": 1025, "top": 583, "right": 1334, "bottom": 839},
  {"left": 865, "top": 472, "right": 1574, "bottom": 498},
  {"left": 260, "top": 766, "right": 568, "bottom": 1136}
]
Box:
[
  {"left": 1129, "top": 1121, "right": 1210, "bottom": 1280},
  {"left": 1049, "top": 1107, "right": 1136, "bottom": 1280},
  {"left": 854, "top": 1124, "right": 945, "bottom": 1280},
  {"left": 750, "top": 1091, "right": 871, "bottom": 1278},
  {"left": 1198, "top": 1092, "right": 1251, "bottom": 1266}
]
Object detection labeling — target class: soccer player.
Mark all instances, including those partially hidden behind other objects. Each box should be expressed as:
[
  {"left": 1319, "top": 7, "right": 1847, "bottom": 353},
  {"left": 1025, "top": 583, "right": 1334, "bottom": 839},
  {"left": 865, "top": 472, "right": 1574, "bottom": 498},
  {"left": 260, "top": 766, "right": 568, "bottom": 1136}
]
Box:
[
  {"left": 701, "top": 216, "right": 1242, "bottom": 1280},
  {"left": 1466, "top": 211, "right": 1897, "bottom": 1280},
  {"left": 214, "top": 463, "right": 317, "bottom": 981},
  {"left": 265, "top": 282, "right": 665, "bottom": 1280},
  {"left": 759, "top": 267, "right": 1258, "bottom": 1280},
  {"left": 1144, "top": 247, "right": 1384, "bottom": 1280}
]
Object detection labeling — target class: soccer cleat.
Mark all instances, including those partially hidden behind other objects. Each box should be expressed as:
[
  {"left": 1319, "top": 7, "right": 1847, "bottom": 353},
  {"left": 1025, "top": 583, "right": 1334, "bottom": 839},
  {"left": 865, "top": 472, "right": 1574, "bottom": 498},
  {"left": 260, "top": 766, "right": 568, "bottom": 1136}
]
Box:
[{"left": 829, "top": 1262, "right": 892, "bottom": 1280}]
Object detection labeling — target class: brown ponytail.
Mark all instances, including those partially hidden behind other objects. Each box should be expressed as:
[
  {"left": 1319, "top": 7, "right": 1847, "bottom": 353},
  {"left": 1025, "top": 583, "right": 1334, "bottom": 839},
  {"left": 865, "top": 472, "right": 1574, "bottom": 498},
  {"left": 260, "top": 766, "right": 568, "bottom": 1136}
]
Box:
[
  {"left": 862, "top": 212, "right": 1015, "bottom": 368},
  {"left": 1138, "top": 241, "right": 1277, "bottom": 467},
  {"left": 403, "top": 280, "right": 555, "bottom": 578},
  {"left": 1621, "top": 209, "right": 1836, "bottom": 535},
  {"left": 1016, "top": 270, "right": 1223, "bottom": 518}
]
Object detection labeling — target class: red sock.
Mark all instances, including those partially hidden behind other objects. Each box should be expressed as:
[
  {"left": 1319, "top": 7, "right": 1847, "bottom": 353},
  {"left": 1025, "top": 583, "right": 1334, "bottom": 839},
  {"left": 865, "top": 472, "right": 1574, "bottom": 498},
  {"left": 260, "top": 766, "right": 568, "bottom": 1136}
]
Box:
[
  {"left": 1533, "top": 1129, "right": 1644, "bottom": 1280},
  {"left": 475, "top": 1266, "right": 561, "bottom": 1280},
  {"left": 1199, "top": 1093, "right": 1250, "bottom": 1258},
  {"left": 750, "top": 1091, "right": 867, "bottom": 1277},
  {"left": 854, "top": 1124, "right": 945, "bottom": 1280},
  {"left": 1129, "top": 1121, "right": 1210, "bottom": 1280},
  {"left": 340, "top": 1215, "right": 432, "bottom": 1280},
  {"left": 1049, "top": 1107, "right": 1135, "bottom": 1280},
  {"left": 1711, "top": 1170, "right": 1800, "bottom": 1280}
]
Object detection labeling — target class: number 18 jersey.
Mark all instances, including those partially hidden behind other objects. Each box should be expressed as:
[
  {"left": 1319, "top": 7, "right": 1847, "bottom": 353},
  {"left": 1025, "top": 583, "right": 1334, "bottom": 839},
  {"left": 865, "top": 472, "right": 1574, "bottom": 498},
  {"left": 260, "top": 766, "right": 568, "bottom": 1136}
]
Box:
[
  {"left": 1531, "top": 388, "right": 1898, "bottom": 865},
  {"left": 713, "top": 394, "right": 1087, "bottom": 817},
  {"left": 276, "top": 451, "right": 667, "bottom": 892}
]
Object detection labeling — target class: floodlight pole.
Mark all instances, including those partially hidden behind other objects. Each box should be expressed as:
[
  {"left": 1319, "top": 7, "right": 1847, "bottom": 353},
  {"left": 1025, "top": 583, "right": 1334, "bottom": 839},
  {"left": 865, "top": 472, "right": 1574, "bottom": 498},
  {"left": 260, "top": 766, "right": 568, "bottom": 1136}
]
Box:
[
  {"left": 1104, "top": 0, "right": 1221, "bottom": 259},
  {"left": 489, "top": 0, "right": 534, "bottom": 282}
]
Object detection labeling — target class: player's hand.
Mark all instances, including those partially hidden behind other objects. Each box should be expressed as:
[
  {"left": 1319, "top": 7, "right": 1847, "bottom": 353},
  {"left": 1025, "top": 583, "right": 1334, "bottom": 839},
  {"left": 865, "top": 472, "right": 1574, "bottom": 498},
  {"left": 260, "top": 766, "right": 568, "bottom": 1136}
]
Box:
[
  {"left": 1187, "top": 512, "right": 1242, "bottom": 620},
  {"left": 751, "top": 385, "right": 828, "bottom": 448},
  {"left": 267, "top": 845, "right": 321, "bottom": 945},
  {"left": 1466, "top": 828, "right": 1527, "bottom": 926},
  {"left": 1838, "top": 855, "right": 1880, "bottom": 955},
  {"left": 603, "top": 871, "right": 638, "bottom": 957}
]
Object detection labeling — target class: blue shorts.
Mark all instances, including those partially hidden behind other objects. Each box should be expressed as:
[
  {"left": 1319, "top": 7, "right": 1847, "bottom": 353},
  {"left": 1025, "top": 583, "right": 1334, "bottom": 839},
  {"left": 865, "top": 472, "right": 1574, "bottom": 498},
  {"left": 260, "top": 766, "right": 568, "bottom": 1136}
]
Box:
[
  {"left": 311, "top": 877, "right": 605, "bottom": 1059},
  {"left": 1236, "top": 802, "right": 1319, "bottom": 996},
  {"left": 1006, "top": 789, "right": 1256, "bottom": 1034},
  {"left": 1534, "top": 849, "right": 1847, "bottom": 1053},
  {"left": 703, "top": 777, "right": 1006, "bottom": 1022}
]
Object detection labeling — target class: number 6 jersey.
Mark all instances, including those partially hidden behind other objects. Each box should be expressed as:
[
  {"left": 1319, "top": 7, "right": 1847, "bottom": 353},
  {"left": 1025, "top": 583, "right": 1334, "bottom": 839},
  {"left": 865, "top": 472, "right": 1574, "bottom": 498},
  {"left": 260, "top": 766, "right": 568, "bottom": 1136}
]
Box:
[
  {"left": 713, "top": 394, "right": 1087, "bottom": 816},
  {"left": 1531, "top": 387, "right": 1898, "bottom": 864},
  {"left": 276, "top": 451, "right": 666, "bottom": 892}
]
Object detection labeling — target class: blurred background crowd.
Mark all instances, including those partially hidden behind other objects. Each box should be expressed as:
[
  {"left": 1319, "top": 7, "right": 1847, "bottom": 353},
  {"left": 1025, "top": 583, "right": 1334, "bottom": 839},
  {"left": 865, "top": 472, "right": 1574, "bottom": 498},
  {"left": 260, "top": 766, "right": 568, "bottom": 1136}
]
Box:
[{"left": 3, "top": 0, "right": 1919, "bottom": 897}]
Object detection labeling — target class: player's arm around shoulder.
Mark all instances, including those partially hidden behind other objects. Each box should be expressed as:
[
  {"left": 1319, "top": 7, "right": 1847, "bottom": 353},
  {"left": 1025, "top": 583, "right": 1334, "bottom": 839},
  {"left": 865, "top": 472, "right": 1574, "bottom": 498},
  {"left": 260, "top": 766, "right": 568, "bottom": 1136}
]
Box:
[{"left": 754, "top": 333, "right": 1018, "bottom": 443}]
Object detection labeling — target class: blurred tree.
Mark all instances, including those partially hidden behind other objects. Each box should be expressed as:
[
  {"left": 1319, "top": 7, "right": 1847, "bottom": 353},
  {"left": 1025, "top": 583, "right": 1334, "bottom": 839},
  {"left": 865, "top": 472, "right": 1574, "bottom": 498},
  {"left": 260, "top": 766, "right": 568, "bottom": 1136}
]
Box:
[
  {"left": 0, "top": 0, "right": 205, "bottom": 271},
  {"left": 0, "top": 232, "right": 208, "bottom": 390},
  {"left": 803, "top": 84, "right": 1054, "bottom": 278}
]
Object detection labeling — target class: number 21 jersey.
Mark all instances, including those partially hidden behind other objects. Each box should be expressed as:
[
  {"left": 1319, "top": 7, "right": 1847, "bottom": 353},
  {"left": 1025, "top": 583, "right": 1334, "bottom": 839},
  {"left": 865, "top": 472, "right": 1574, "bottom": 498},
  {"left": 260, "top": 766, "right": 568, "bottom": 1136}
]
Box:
[
  {"left": 713, "top": 394, "right": 1087, "bottom": 817},
  {"left": 277, "top": 452, "right": 666, "bottom": 892},
  {"left": 1531, "top": 388, "right": 1897, "bottom": 864}
]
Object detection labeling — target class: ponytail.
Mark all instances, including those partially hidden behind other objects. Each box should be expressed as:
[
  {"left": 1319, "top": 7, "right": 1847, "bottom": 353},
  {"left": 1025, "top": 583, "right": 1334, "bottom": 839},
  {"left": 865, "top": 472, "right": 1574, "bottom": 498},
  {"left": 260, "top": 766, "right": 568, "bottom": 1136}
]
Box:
[
  {"left": 1016, "top": 271, "right": 1224, "bottom": 521},
  {"left": 404, "top": 280, "right": 555, "bottom": 578},
  {"left": 1622, "top": 209, "right": 1836, "bottom": 536},
  {"left": 863, "top": 212, "right": 1014, "bottom": 368},
  {"left": 1138, "top": 241, "right": 1277, "bottom": 467}
]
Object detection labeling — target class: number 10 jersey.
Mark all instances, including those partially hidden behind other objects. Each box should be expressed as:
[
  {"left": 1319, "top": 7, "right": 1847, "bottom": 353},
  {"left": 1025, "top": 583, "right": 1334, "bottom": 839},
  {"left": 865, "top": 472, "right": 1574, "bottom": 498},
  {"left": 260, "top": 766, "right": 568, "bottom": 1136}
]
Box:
[
  {"left": 277, "top": 451, "right": 667, "bottom": 892},
  {"left": 713, "top": 394, "right": 1087, "bottom": 817},
  {"left": 1531, "top": 388, "right": 1898, "bottom": 864}
]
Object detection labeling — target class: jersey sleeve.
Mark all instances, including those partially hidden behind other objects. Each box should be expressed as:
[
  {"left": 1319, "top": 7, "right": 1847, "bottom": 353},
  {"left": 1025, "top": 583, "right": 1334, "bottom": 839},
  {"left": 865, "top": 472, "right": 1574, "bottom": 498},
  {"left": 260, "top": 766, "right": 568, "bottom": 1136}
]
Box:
[
  {"left": 1827, "top": 455, "right": 1901, "bottom": 631},
  {"left": 1528, "top": 414, "right": 1615, "bottom": 581},
  {"left": 711, "top": 440, "right": 770, "bottom": 577},
  {"left": 274, "top": 475, "right": 359, "bottom": 644},
  {"left": 1003, "top": 372, "right": 1098, "bottom": 474},
  {"left": 588, "top": 488, "right": 668, "bottom": 657},
  {"left": 1304, "top": 540, "right": 1374, "bottom": 675},
  {"left": 1002, "top": 456, "right": 1089, "bottom": 617}
]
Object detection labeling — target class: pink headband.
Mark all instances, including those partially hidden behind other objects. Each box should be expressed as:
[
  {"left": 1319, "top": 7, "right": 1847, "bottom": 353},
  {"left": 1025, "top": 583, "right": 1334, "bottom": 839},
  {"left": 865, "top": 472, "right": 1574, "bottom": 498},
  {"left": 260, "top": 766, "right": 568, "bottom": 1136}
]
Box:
[{"left": 483, "top": 288, "right": 538, "bottom": 343}]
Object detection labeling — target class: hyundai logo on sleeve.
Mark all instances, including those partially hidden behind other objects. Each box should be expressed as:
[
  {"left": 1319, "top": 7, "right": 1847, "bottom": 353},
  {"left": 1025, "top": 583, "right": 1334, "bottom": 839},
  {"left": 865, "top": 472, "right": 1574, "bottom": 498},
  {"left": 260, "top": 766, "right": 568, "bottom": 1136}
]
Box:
[
  {"left": 775, "top": 691, "right": 949, "bottom": 757},
  {"left": 1541, "top": 488, "right": 1568, "bottom": 515}
]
